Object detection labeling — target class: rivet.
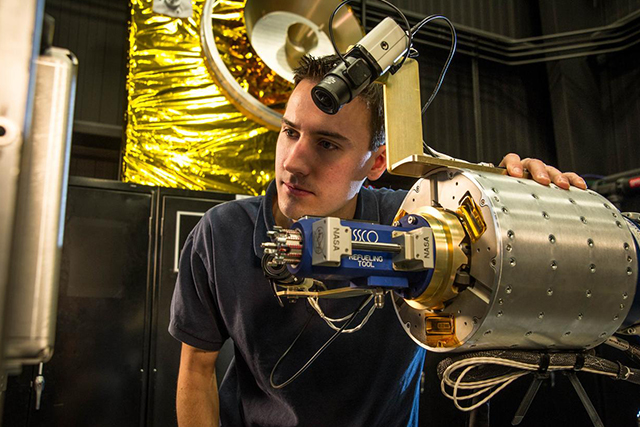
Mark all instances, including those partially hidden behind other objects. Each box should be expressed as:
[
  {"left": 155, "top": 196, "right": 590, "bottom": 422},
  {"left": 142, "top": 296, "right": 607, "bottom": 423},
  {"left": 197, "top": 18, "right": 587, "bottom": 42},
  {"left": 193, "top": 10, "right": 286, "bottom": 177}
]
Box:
[
  {"left": 473, "top": 316, "right": 478, "bottom": 324},
  {"left": 505, "top": 286, "right": 512, "bottom": 294},
  {"left": 578, "top": 313, "right": 583, "bottom": 320},
  {"left": 616, "top": 221, "right": 623, "bottom": 228},
  {"left": 628, "top": 267, "right": 633, "bottom": 276},
  {"left": 506, "top": 244, "right": 512, "bottom": 252},
  {"left": 532, "top": 193, "right": 539, "bottom": 199},
  {"left": 564, "top": 331, "right": 571, "bottom": 336},
  {"left": 600, "top": 332, "right": 607, "bottom": 337},
  {"left": 494, "top": 196, "right": 500, "bottom": 203},
  {"left": 498, "top": 298, "right": 504, "bottom": 305},
  {"left": 550, "top": 260, "right": 558, "bottom": 270},
  {"left": 492, "top": 187, "right": 499, "bottom": 193},
  {"left": 542, "top": 211, "right": 550, "bottom": 219},
  {"left": 588, "top": 239, "right": 594, "bottom": 248},
  {"left": 547, "top": 288, "right": 553, "bottom": 296},
  {"left": 490, "top": 258, "right": 497, "bottom": 267},
  {"left": 613, "top": 315, "right": 619, "bottom": 321},
  {"left": 569, "top": 198, "right": 576, "bottom": 204},
  {"left": 624, "top": 243, "right": 630, "bottom": 251},
  {"left": 589, "top": 264, "right": 596, "bottom": 273},
  {"left": 549, "top": 235, "right": 556, "bottom": 244},
  {"left": 623, "top": 292, "right": 628, "bottom": 299},
  {"left": 604, "top": 203, "right": 611, "bottom": 209},
  {"left": 628, "top": 256, "right": 632, "bottom": 263},
  {"left": 484, "top": 330, "right": 492, "bottom": 336},
  {"left": 538, "top": 312, "right": 544, "bottom": 319},
  {"left": 586, "top": 290, "right": 592, "bottom": 298},
  {"left": 479, "top": 198, "right": 486, "bottom": 206},
  {"left": 502, "top": 207, "right": 509, "bottom": 214},
  {"left": 525, "top": 331, "right": 532, "bottom": 337},
  {"left": 510, "top": 258, "right": 517, "bottom": 267},
  {"left": 507, "top": 230, "right": 515, "bottom": 239},
  {"left": 497, "top": 311, "right": 503, "bottom": 317},
  {"left": 620, "top": 303, "right": 625, "bottom": 310},
  {"left": 580, "top": 216, "right": 587, "bottom": 224}
]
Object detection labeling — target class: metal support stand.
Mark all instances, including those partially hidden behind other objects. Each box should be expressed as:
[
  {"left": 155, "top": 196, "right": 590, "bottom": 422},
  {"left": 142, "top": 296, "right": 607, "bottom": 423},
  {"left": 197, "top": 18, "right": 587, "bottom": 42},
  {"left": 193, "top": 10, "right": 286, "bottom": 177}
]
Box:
[{"left": 511, "top": 371, "right": 603, "bottom": 427}]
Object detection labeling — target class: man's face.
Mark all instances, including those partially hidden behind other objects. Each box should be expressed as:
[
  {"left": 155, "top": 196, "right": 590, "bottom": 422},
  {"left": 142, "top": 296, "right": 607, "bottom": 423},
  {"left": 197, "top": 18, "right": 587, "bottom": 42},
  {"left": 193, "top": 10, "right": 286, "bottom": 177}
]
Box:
[{"left": 274, "top": 79, "right": 386, "bottom": 222}]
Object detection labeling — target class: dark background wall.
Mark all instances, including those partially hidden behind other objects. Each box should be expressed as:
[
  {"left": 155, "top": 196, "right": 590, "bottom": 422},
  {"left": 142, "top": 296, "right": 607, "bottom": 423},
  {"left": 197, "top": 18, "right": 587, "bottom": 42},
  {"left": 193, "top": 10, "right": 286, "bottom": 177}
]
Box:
[{"left": 48, "top": 0, "right": 640, "bottom": 183}]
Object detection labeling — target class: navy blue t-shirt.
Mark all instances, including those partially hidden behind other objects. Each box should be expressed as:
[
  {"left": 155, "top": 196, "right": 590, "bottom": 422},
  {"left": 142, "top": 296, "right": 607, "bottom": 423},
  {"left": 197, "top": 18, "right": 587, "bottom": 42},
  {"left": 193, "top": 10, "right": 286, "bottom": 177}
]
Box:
[{"left": 169, "top": 181, "right": 426, "bottom": 426}]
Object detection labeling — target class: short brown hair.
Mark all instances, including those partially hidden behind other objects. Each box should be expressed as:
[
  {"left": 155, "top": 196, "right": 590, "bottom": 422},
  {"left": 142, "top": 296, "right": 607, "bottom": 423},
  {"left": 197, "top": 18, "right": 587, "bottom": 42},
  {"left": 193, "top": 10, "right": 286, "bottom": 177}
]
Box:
[{"left": 292, "top": 54, "right": 385, "bottom": 151}]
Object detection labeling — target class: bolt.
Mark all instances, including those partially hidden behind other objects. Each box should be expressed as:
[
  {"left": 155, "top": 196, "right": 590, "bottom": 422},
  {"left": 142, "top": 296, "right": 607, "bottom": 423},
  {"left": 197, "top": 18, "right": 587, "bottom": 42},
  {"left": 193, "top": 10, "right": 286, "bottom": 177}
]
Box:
[{"left": 407, "top": 216, "right": 417, "bottom": 225}]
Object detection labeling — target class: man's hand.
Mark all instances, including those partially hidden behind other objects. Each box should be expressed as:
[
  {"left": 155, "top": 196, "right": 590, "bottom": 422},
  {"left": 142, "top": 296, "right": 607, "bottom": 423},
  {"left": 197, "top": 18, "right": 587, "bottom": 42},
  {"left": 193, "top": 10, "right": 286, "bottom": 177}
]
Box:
[{"left": 499, "top": 153, "right": 587, "bottom": 190}]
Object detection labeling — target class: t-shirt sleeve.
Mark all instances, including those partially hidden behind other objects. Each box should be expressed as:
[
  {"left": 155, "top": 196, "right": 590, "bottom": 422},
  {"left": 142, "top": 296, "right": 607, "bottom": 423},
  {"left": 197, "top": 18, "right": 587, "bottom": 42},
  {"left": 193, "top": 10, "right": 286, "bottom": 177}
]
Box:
[{"left": 169, "top": 219, "right": 228, "bottom": 351}]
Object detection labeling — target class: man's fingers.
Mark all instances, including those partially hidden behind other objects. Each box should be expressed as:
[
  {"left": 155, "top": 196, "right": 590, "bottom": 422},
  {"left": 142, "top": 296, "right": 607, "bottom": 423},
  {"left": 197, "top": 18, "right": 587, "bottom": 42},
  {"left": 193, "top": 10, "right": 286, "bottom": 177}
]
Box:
[
  {"left": 563, "top": 172, "right": 587, "bottom": 190},
  {"left": 499, "top": 153, "right": 523, "bottom": 177},
  {"left": 522, "top": 158, "right": 551, "bottom": 185},
  {"left": 547, "top": 166, "right": 570, "bottom": 189}
]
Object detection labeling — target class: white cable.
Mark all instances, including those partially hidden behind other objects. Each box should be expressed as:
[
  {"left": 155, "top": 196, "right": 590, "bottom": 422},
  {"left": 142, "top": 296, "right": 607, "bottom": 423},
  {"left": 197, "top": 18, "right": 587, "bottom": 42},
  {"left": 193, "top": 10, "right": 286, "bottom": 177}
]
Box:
[
  {"left": 307, "top": 294, "right": 376, "bottom": 334},
  {"left": 439, "top": 355, "right": 619, "bottom": 411}
]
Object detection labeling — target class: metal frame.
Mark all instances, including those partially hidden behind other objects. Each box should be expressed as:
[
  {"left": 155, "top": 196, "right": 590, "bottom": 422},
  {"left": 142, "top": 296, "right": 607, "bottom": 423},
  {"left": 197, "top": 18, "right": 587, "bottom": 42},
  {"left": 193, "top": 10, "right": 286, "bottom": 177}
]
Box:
[{"left": 0, "top": 0, "right": 44, "bottom": 414}]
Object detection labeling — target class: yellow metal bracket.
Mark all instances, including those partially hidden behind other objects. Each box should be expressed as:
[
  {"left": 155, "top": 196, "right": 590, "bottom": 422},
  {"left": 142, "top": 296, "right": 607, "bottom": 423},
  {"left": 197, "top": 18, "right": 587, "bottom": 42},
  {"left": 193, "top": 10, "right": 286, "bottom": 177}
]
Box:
[{"left": 381, "top": 58, "right": 505, "bottom": 178}]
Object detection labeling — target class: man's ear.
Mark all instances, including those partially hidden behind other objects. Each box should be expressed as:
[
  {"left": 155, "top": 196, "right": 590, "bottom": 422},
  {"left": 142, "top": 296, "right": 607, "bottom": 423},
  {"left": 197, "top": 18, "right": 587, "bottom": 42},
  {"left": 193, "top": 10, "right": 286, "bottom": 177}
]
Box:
[{"left": 366, "top": 145, "right": 387, "bottom": 181}]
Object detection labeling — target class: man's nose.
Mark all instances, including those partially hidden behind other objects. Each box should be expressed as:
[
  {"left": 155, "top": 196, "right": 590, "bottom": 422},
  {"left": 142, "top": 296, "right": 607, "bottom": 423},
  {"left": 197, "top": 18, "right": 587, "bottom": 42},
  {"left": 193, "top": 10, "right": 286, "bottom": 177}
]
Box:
[{"left": 283, "top": 137, "right": 314, "bottom": 177}]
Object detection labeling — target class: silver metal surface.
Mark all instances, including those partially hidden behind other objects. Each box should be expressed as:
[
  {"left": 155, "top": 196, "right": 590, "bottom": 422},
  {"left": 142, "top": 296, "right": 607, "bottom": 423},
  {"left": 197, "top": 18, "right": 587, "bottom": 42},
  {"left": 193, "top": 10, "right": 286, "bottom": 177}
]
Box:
[
  {"left": 394, "top": 169, "right": 639, "bottom": 352},
  {"left": 0, "top": 0, "right": 43, "bottom": 379},
  {"left": 392, "top": 227, "right": 435, "bottom": 271},
  {"left": 312, "top": 217, "right": 352, "bottom": 266},
  {"left": 4, "top": 48, "right": 77, "bottom": 367}
]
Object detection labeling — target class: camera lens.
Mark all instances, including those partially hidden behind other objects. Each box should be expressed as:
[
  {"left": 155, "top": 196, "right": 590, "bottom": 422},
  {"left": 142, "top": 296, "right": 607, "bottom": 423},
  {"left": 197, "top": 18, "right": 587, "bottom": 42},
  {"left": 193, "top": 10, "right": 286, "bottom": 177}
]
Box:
[
  {"left": 311, "top": 87, "right": 338, "bottom": 114},
  {"left": 311, "top": 74, "right": 351, "bottom": 115}
]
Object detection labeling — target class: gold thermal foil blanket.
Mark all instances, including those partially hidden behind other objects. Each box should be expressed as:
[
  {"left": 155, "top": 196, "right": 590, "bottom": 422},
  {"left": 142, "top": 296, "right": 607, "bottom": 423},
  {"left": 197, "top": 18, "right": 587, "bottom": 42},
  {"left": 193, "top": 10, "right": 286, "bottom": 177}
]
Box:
[{"left": 125, "top": 0, "right": 287, "bottom": 195}]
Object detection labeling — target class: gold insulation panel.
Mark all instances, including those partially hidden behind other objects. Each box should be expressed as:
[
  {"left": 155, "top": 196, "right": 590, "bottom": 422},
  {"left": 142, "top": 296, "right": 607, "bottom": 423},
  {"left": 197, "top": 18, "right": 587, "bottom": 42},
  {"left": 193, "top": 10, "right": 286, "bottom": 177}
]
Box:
[{"left": 124, "top": 0, "right": 291, "bottom": 195}]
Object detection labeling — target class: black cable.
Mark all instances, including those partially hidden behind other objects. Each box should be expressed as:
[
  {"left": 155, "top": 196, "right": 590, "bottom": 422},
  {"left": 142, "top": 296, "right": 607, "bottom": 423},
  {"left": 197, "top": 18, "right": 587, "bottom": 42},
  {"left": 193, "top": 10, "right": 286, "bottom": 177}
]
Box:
[
  {"left": 328, "top": 0, "right": 413, "bottom": 70},
  {"left": 270, "top": 295, "right": 372, "bottom": 389},
  {"left": 410, "top": 15, "right": 458, "bottom": 114}
]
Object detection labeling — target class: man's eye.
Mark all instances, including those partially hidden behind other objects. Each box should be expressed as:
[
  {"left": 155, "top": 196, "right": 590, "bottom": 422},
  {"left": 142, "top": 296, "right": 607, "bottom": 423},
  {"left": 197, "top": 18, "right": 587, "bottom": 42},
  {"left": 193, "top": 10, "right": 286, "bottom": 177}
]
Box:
[
  {"left": 319, "top": 140, "right": 338, "bottom": 151},
  {"left": 282, "top": 128, "right": 297, "bottom": 138}
]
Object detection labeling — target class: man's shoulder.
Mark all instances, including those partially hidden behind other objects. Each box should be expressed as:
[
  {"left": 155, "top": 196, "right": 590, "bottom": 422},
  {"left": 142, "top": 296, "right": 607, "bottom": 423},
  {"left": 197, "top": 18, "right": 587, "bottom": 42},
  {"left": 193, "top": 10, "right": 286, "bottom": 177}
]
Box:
[
  {"left": 363, "top": 185, "right": 408, "bottom": 210},
  {"left": 192, "top": 195, "right": 264, "bottom": 240},
  {"left": 203, "top": 195, "right": 263, "bottom": 221}
]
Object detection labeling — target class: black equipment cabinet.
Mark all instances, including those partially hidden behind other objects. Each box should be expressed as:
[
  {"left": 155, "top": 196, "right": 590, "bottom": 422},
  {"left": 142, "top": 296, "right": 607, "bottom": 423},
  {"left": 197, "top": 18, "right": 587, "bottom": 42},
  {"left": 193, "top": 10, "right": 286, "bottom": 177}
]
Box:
[
  {"left": 146, "top": 189, "right": 235, "bottom": 427},
  {"left": 4, "top": 178, "right": 234, "bottom": 427}
]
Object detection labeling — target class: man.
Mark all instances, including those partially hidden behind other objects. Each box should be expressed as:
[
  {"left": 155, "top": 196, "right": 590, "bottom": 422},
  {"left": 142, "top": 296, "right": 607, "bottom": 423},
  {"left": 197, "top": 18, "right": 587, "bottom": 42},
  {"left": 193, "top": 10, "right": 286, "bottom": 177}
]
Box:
[{"left": 169, "top": 55, "right": 586, "bottom": 427}]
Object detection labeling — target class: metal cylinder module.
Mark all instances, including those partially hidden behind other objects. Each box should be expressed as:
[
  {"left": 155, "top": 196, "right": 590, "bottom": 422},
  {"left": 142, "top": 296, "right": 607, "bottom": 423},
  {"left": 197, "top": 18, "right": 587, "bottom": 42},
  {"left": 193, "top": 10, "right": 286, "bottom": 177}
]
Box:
[{"left": 394, "top": 168, "right": 640, "bottom": 352}]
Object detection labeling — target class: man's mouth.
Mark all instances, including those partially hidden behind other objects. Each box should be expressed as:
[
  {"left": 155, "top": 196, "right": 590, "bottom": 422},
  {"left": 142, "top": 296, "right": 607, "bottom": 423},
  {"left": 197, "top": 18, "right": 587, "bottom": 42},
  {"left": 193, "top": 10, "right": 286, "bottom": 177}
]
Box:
[{"left": 283, "top": 182, "right": 313, "bottom": 197}]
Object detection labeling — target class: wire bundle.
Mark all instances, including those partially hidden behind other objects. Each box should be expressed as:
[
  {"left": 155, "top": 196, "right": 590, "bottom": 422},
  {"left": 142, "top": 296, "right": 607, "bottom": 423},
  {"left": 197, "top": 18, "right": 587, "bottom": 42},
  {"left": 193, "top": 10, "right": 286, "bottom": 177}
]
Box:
[
  {"left": 308, "top": 293, "right": 377, "bottom": 334},
  {"left": 437, "top": 349, "right": 640, "bottom": 411}
]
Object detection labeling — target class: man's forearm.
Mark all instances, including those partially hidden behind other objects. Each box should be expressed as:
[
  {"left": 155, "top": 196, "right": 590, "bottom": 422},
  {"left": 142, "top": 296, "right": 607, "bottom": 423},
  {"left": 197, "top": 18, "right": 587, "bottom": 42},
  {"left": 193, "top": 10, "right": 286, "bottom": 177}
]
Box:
[{"left": 176, "top": 369, "right": 219, "bottom": 426}]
